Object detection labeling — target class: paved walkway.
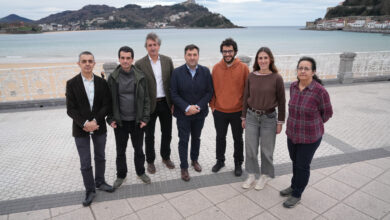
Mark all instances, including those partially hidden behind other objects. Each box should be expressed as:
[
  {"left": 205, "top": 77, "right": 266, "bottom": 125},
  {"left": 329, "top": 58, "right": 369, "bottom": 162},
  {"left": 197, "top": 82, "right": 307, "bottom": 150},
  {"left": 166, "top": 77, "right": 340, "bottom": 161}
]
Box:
[{"left": 0, "top": 81, "right": 390, "bottom": 219}]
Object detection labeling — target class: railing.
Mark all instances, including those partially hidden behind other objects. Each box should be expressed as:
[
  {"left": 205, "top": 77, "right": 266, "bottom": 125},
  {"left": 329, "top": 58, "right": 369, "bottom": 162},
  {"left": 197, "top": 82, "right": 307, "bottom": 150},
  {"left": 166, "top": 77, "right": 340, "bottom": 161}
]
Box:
[{"left": 1, "top": 51, "right": 390, "bottom": 103}]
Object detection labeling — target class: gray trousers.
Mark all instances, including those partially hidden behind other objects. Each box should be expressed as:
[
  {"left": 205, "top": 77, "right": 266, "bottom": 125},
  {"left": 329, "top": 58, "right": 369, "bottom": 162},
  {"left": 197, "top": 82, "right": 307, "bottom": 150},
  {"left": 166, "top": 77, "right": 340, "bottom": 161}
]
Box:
[{"left": 244, "top": 109, "right": 277, "bottom": 177}]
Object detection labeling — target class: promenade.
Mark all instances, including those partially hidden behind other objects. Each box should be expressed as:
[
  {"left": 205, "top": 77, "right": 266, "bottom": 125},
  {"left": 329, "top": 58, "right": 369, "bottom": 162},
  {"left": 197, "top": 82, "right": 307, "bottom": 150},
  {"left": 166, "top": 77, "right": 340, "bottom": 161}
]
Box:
[{"left": 0, "top": 81, "right": 390, "bottom": 219}]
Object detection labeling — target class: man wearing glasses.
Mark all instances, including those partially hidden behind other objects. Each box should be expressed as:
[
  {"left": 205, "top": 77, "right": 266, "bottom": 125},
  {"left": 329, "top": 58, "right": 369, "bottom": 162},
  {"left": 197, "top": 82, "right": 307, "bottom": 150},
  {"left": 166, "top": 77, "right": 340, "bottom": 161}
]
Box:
[
  {"left": 209, "top": 38, "right": 249, "bottom": 176},
  {"left": 66, "top": 51, "right": 114, "bottom": 207}
]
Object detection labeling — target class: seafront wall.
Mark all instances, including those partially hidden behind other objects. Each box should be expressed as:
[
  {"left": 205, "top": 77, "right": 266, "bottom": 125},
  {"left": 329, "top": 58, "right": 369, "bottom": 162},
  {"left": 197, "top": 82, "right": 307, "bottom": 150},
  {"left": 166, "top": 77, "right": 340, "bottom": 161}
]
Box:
[{"left": 0, "top": 51, "right": 389, "bottom": 107}]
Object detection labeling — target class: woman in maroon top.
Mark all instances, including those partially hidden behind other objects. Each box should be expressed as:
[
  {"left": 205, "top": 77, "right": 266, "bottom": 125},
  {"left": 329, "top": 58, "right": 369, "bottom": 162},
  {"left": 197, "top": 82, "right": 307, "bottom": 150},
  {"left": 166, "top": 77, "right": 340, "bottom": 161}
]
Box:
[{"left": 281, "top": 57, "right": 333, "bottom": 208}]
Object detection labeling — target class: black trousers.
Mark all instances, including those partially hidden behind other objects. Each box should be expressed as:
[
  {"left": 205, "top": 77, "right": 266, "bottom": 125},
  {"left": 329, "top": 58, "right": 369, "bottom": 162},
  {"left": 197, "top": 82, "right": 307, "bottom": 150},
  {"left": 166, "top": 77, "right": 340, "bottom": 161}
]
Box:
[
  {"left": 177, "top": 116, "right": 205, "bottom": 169},
  {"left": 75, "top": 133, "right": 107, "bottom": 192},
  {"left": 145, "top": 99, "right": 172, "bottom": 163},
  {"left": 114, "top": 120, "right": 145, "bottom": 177},
  {"left": 213, "top": 110, "right": 244, "bottom": 165},
  {"left": 287, "top": 137, "right": 322, "bottom": 198}
]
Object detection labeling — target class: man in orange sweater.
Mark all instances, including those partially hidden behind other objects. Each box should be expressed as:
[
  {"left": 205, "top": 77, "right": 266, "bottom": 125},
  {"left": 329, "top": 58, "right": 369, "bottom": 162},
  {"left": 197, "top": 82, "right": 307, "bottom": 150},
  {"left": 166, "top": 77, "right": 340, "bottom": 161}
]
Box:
[{"left": 210, "top": 38, "right": 249, "bottom": 176}]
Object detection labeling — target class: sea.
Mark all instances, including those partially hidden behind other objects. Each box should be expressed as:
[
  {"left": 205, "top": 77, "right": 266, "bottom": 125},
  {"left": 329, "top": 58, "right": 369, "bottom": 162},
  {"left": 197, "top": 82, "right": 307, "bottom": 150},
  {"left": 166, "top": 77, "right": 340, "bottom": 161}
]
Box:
[{"left": 0, "top": 26, "right": 389, "bottom": 64}]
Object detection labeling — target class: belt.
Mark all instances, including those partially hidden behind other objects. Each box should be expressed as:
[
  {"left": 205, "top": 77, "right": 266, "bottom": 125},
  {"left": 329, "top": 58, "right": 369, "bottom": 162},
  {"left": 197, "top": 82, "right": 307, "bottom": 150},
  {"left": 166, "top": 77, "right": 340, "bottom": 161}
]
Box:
[
  {"left": 248, "top": 107, "right": 275, "bottom": 115},
  {"left": 156, "top": 97, "right": 166, "bottom": 102}
]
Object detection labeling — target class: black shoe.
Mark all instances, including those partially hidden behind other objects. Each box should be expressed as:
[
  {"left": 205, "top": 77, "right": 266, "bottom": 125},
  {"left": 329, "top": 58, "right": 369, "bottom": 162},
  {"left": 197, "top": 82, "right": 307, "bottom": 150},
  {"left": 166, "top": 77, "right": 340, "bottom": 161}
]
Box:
[
  {"left": 234, "top": 164, "right": 242, "bottom": 177},
  {"left": 212, "top": 161, "right": 225, "bottom": 173},
  {"left": 283, "top": 196, "right": 301, "bottom": 208},
  {"left": 96, "top": 182, "right": 115, "bottom": 193},
  {"left": 280, "top": 187, "right": 293, "bottom": 197},
  {"left": 82, "top": 191, "right": 96, "bottom": 207}
]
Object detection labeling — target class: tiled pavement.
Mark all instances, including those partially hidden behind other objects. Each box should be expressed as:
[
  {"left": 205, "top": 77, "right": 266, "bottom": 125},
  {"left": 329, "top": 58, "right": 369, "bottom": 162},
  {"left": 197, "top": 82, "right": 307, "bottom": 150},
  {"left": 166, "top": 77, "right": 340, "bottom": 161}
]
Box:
[{"left": 0, "top": 81, "right": 390, "bottom": 219}]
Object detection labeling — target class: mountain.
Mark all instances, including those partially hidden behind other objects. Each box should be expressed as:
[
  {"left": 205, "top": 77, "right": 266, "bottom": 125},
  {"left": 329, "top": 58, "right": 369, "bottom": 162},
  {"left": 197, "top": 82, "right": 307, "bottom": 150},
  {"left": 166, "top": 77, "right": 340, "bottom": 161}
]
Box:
[
  {"left": 325, "top": 0, "right": 390, "bottom": 19},
  {"left": 37, "top": 2, "right": 239, "bottom": 29},
  {"left": 0, "top": 14, "right": 34, "bottom": 23}
]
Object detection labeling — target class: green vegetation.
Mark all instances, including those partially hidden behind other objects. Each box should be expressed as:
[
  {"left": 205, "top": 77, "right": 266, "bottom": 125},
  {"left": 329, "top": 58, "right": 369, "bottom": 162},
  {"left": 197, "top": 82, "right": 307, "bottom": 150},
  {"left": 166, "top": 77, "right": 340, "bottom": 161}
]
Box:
[{"left": 325, "top": 0, "right": 390, "bottom": 18}]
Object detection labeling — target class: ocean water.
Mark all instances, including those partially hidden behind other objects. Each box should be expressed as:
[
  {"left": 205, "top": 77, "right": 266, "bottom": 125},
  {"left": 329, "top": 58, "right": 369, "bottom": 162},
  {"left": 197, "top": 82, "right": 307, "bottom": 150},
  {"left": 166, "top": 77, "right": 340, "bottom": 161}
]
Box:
[{"left": 0, "top": 26, "right": 389, "bottom": 64}]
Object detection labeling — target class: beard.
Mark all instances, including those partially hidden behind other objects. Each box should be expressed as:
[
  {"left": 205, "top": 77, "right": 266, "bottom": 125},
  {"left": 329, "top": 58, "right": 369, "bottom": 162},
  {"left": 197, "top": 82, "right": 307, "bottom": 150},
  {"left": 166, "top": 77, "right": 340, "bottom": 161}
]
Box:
[{"left": 223, "top": 55, "right": 235, "bottom": 64}]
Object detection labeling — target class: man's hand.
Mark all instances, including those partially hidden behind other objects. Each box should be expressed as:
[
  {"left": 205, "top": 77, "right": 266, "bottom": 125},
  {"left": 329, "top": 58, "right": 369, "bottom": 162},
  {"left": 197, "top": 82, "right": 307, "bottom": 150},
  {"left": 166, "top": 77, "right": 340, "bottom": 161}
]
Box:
[
  {"left": 84, "top": 120, "right": 99, "bottom": 132},
  {"left": 185, "top": 105, "right": 200, "bottom": 116},
  {"left": 241, "top": 120, "right": 246, "bottom": 129},
  {"left": 140, "top": 121, "right": 147, "bottom": 128},
  {"left": 110, "top": 121, "right": 117, "bottom": 128},
  {"left": 171, "top": 105, "right": 174, "bottom": 115}
]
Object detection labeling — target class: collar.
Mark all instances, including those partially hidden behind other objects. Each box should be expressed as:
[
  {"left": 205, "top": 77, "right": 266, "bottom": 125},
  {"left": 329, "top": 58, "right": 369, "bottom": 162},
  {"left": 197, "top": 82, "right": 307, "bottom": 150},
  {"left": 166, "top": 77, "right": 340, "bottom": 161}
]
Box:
[
  {"left": 81, "top": 73, "right": 94, "bottom": 82},
  {"left": 294, "top": 80, "right": 316, "bottom": 91},
  {"left": 148, "top": 55, "right": 160, "bottom": 62},
  {"left": 186, "top": 64, "right": 198, "bottom": 71}
]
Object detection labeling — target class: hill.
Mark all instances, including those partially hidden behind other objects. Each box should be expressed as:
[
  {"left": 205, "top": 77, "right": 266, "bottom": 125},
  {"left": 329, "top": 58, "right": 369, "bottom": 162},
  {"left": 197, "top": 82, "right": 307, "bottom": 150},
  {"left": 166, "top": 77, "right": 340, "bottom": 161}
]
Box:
[
  {"left": 37, "top": 1, "right": 239, "bottom": 29},
  {"left": 325, "top": 0, "right": 390, "bottom": 19},
  {"left": 0, "top": 14, "right": 34, "bottom": 23}
]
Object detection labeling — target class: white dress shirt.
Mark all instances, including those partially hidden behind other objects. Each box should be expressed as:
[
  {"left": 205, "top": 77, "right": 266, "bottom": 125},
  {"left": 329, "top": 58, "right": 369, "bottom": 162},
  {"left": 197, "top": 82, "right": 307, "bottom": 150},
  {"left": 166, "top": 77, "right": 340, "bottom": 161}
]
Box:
[{"left": 149, "top": 55, "right": 165, "bottom": 98}]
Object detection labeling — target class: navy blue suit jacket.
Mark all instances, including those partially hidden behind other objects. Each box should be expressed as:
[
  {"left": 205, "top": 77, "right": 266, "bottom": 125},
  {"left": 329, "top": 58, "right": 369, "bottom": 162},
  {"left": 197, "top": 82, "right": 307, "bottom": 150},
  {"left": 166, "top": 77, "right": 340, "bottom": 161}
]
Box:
[{"left": 170, "top": 64, "right": 213, "bottom": 119}]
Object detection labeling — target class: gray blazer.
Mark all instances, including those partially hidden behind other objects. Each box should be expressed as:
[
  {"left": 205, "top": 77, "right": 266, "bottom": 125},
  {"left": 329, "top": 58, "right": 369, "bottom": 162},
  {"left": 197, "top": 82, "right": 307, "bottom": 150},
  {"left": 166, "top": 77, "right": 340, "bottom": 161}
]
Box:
[{"left": 135, "top": 54, "right": 174, "bottom": 112}]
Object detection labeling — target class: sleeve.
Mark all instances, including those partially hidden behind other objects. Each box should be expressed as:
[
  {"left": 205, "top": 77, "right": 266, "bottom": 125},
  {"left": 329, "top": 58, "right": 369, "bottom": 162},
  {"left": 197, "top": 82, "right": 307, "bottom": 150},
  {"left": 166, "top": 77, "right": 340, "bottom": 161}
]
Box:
[
  {"left": 142, "top": 76, "right": 151, "bottom": 123},
  {"left": 241, "top": 75, "right": 250, "bottom": 119},
  {"left": 276, "top": 74, "right": 286, "bottom": 122},
  {"left": 319, "top": 88, "right": 333, "bottom": 123},
  {"left": 66, "top": 80, "right": 87, "bottom": 128},
  {"left": 209, "top": 66, "right": 217, "bottom": 110},
  {"left": 170, "top": 69, "right": 190, "bottom": 113},
  {"left": 94, "top": 79, "right": 112, "bottom": 124},
  {"left": 196, "top": 68, "right": 214, "bottom": 110},
  {"left": 105, "top": 76, "right": 114, "bottom": 125}
]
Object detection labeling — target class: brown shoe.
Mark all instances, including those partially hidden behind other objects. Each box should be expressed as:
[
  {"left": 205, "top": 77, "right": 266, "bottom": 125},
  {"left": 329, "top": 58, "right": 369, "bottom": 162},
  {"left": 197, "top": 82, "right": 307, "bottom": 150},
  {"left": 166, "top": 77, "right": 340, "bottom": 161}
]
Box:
[
  {"left": 147, "top": 163, "right": 156, "bottom": 174},
  {"left": 162, "top": 159, "right": 175, "bottom": 169},
  {"left": 191, "top": 161, "right": 202, "bottom": 172},
  {"left": 181, "top": 169, "right": 190, "bottom": 181}
]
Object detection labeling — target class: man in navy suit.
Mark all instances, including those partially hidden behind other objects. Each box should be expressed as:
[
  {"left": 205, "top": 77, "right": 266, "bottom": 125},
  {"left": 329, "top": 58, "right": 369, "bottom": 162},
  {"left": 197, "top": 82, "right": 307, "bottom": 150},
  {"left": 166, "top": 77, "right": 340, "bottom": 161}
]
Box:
[
  {"left": 66, "top": 51, "right": 114, "bottom": 207},
  {"left": 170, "top": 44, "right": 213, "bottom": 181}
]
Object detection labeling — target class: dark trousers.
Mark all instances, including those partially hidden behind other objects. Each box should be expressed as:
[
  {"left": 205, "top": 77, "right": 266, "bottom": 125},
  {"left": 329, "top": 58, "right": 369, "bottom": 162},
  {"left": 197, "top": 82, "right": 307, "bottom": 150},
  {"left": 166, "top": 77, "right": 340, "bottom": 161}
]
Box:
[
  {"left": 114, "top": 120, "right": 145, "bottom": 177},
  {"left": 213, "top": 110, "right": 243, "bottom": 165},
  {"left": 288, "top": 137, "right": 322, "bottom": 198},
  {"left": 145, "top": 99, "right": 172, "bottom": 163},
  {"left": 75, "top": 133, "right": 107, "bottom": 192},
  {"left": 177, "top": 116, "right": 205, "bottom": 169}
]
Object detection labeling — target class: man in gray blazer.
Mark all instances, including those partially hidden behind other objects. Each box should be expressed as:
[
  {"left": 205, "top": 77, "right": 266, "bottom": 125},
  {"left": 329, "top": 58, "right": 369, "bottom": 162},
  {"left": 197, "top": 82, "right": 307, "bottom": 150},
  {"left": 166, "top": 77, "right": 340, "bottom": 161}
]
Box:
[{"left": 135, "top": 32, "right": 175, "bottom": 174}]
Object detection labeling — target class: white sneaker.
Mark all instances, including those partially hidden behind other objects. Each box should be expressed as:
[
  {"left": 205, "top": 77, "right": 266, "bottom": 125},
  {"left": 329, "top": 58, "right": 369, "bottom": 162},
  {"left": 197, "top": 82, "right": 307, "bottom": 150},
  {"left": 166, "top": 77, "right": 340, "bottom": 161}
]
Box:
[
  {"left": 242, "top": 174, "right": 255, "bottom": 189},
  {"left": 255, "top": 175, "right": 271, "bottom": 190}
]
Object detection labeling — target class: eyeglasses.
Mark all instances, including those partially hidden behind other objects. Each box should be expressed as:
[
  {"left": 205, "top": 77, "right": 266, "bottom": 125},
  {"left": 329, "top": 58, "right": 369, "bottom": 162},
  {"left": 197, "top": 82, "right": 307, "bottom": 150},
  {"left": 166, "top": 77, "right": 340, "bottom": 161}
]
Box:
[
  {"left": 80, "top": 60, "right": 94, "bottom": 64},
  {"left": 297, "top": 67, "right": 311, "bottom": 72},
  {"left": 222, "top": 50, "right": 234, "bottom": 55}
]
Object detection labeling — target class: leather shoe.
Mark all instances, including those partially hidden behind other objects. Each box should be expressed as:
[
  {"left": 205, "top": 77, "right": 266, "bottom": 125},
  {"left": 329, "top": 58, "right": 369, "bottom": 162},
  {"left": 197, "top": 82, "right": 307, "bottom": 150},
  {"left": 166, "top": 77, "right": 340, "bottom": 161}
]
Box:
[
  {"left": 147, "top": 163, "right": 156, "bottom": 174},
  {"left": 96, "top": 182, "right": 115, "bottom": 192},
  {"left": 162, "top": 159, "right": 175, "bottom": 169},
  {"left": 82, "top": 191, "right": 96, "bottom": 207},
  {"left": 212, "top": 161, "right": 225, "bottom": 173},
  {"left": 234, "top": 164, "right": 242, "bottom": 177},
  {"left": 181, "top": 169, "right": 190, "bottom": 181},
  {"left": 191, "top": 161, "right": 202, "bottom": 172}
]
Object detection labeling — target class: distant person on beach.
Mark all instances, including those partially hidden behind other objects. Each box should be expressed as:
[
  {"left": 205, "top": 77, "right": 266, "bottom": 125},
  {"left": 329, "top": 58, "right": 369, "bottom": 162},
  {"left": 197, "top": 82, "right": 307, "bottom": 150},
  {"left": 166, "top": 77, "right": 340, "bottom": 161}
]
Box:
[
  {"left": 281, "top": 57, "right": 333, "bottom": 208},
  {"left": 241, "top": 47, "right": 286, "bottom": 190},
  {"left": 106, "top": 46, "right": 151, "bottom": 188},
  {"left": 66, "top": 51, "right": 114, "bottom": 207},
  {"left": 170, "top": 44, "right": 213, "bottom": 181},
  {"left": 135, "top": 32, "right": 176, "bottom": 174},
  {"left": 209, "top": 38, "right": 249, "bottom": 176}
]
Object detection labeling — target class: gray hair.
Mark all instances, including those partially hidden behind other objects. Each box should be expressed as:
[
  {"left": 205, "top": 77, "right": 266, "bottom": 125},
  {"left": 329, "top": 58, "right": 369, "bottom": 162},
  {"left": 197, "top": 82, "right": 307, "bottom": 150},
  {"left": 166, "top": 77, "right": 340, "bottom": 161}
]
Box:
[
  {"left": 145, "top": 32, "right": 161, "bottom": 47},
  {"left": 78, "top": 51, "right": 94, "bottom": 61}
]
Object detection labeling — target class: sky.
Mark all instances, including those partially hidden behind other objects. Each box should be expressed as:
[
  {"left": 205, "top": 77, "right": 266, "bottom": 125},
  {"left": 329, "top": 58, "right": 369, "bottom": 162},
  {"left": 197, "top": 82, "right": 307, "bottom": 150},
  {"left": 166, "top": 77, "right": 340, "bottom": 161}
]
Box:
[{"left": 0, "top": 0, "right": 342, "bottom": 26}]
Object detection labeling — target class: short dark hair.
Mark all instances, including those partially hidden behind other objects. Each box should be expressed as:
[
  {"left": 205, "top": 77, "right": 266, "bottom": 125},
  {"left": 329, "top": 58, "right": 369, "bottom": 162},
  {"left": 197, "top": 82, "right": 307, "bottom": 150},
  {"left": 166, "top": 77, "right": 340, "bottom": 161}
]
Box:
[
  {"left": 78, "top": 51, "right": 94, "bottom": 61},
  {"left": 220, "top": 38, "right": 238, "bottom": 53},
  {"left": 253, "top": 47, "right": 278, "bottom": 73},
  {"left": 145, "top": 32, "right": 161, "bottom": 47},
  {"left": 184, "top": 44, "right": 199, "bottom": 54},
  {"left": 297, "top": 56, "right": 323, "bottom": 85},
  {"left": 118, "top": 46, "right": 134, "bottom": 59}
]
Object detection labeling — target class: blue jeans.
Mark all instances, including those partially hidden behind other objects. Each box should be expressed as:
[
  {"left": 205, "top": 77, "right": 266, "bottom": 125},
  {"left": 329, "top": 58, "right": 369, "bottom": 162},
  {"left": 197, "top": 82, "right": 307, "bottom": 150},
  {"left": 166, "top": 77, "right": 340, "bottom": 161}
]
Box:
[
  {"left": 176, "top": 116, "right": 205, "bottom": 169},
  {"left": 244, "top": 109, "right": 277, "bottom": 177},
  {"left": 288, "top": 137, "right": 322, "bottom": 198}
]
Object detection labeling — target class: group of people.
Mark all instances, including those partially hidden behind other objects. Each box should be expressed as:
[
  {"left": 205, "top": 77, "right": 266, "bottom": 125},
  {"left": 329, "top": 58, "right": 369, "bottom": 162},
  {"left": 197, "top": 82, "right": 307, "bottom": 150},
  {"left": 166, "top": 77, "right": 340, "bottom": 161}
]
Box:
[{"left": 66, "top": 33, "right": 333, "bottom": 208}]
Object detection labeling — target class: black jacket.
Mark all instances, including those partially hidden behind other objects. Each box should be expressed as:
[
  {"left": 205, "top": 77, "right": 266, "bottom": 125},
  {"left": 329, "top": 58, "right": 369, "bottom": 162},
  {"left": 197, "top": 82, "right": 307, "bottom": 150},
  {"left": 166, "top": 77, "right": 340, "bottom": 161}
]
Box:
[{"left": 66, "top": 73, "right": 111, "bottom": 137}]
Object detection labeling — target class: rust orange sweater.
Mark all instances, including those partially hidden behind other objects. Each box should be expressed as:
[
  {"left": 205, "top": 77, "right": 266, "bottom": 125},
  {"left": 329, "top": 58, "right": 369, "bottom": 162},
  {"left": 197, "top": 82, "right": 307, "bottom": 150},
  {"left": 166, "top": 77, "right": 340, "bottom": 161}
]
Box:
[{"left": 209, "top": 58, "right": 249, "bottom": 113}]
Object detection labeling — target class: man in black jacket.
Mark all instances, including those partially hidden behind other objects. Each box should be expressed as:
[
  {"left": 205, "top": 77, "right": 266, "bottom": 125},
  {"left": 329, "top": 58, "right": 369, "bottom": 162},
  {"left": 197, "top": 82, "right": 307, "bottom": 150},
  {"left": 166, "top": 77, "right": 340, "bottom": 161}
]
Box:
[
  {"left": 66, "top": 51, "right": 114, "bottom": 207},
  {"left": 170, "top": 44, "right": 213, "bottom": 181}
]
